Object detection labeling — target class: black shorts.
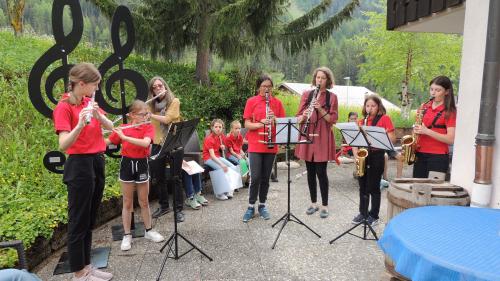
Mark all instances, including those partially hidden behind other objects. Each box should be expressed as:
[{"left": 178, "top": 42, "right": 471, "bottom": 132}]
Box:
[{"left": 119, "top": 157, "right": 150, "bottom": 183}]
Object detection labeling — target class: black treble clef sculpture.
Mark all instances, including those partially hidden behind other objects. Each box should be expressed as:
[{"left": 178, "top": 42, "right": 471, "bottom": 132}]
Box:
[
  {"left": 97, "top": 6, "right": 148, "bottom": 158},
  {"left": 96, "top": 5, "right": 148, "bottom": 123},
  {"left": 28, "top": 0, "right": 83, "bottom": 174}
]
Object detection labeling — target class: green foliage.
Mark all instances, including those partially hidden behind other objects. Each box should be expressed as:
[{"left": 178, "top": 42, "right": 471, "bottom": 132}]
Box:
[
  {"left": 356, "top": 4, "right": 462, "bottom": 107},
  {"left": 0, "top": 248, "right": 17, "bottom": 269},
  {"left": 0, "top": 30, "right": 255, "bottom": 267}
]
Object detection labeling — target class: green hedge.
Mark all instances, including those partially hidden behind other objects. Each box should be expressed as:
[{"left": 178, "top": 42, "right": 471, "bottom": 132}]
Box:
[{"left": 0, "top": 30, "right": 255, "bottom": 267}]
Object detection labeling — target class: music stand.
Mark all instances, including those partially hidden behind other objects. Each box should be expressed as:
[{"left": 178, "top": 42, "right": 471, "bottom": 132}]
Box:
[
  {"left": 329, "top": 122, "right": 394, "bottom": 243},
  {"left": 270, "top": 117, "right": 321, "bottom": 249},
  {"left": 155, "top": 119, "right": 213, "bottom": 281}
]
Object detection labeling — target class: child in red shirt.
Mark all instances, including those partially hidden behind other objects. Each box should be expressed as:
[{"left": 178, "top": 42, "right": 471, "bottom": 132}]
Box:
[
  {"left": 53, "top": 63, "right": 114, "bottom": 280},
  {"left": 352, "top": 94, "right": 396, "bottom": 227},
  {"left": 203, "top": 119, "right": 237, "bottom": 200},
  {"left": 107, "top": 100, "right": 164, "bottom": 251},
  {"left": 226, "top": 120, "right": 248, "bottom": 165}
]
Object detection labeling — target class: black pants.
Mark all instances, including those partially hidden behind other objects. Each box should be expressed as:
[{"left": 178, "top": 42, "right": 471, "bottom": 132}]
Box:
[
  {"left": 150, "top": 144, "right": 183, "bottom": 211},
  {"left": 63, "top": 154, "right": 105, "bottom": 272},
  {"left": 248, "top": 152, "right": 276, "bottom": 205},
  {"left": 413, "top": 152, "right": 449, "bottom": 178},
  {"left": 358, "top": 150, "right": 384, "bottom": 219},
  {"left": 305, "top": 161, "right": 329, "bottom": 206}
]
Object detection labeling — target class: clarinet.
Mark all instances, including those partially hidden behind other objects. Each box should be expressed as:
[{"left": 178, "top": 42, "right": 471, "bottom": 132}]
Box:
[
  {"left": 301, "top": 84, "right": 320, "bottom": 136},
  {"left": 265, "top": 90, "right": 274, "bottom": 149},
  {"left": 219, "top": 135, "right": 226, "bottom": 158},
  {"left": 85, "top": 91, "right": 95, "bottom": 124}
]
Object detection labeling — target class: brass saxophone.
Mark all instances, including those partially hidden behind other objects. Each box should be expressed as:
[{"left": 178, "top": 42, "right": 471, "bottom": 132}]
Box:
[
  {"left": 355, "top": 114, "right": 369, "bottom": 177},
  {"left": 401, "top": 100, "right": 429, "bottom": 165}
]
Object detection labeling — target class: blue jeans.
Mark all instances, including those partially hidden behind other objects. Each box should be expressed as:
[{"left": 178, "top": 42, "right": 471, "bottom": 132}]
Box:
[
  {"left": 204, "top": 157, "right": 235, "bottom": 170},
  {"left": 0, "top": 269, "right": 41, "bottom": 281},
  {"left": 183, "top": 171, "right": 202, "bottom": 198},
  {"left": 227, "top": 155, "right": 240, "bottom": 166}
]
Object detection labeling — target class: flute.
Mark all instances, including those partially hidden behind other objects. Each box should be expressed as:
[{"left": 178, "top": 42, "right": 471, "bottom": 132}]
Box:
[
  {"left": 111, "top": 90, "right": 166, "bottom": 124},
  {"left": 102, "top": 121, "right": 151, "bottom": 134}
]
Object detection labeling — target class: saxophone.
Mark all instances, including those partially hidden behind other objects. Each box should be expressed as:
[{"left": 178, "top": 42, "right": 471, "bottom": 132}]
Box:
[
  {"left": 401, "top": 100, "right": 429, "bottom": 165},
  {"left": 355, "top": 114, "right": 369, "bottom": 177}
]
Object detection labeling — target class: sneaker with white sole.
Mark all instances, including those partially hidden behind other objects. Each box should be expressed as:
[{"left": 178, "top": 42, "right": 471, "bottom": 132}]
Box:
[
  {"left": 185, "top": 197, "right": 201, "bottom": 210},
  {"left": 145, "top": 229, "right": 165, "bottom": 242},
  {"left": 215, "top": 193, "right": 228, "bottom": 200},
  {"left": 194, "top": 193, "right": 208, "bottom": 205},
  {"left": 72, "top": 272, "right": 106, "bottom": 281},
  {"left": 89, "top": 265, "right": 113, "bottom": 281},
  {"left": 120, "top": 234, "right": 132, "bottom": 251},
  {"left": 225, "top": 191, "right": 234, "bottom": 199}
]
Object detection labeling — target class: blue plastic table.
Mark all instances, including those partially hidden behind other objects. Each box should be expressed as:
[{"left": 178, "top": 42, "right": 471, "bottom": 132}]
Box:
[{"left": 378, "top": 206, "right": 500, "bottom": 281}]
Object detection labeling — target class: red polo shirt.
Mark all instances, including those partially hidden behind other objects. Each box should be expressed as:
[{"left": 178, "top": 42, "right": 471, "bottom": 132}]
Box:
[
  {"left": 417, "top": 104, "right": 456, "bottom": 154},
  {"left": 53, "top": 95, "right": 106, "bottom": 154},
  {"left": 243, "top": 95, "right": 285, "bottom": 153},
  {"left": 108, "top": 123, "right": 155, "bottom": 158},
  {"left": 225, "top": 133, "right": 243, "bottom": 157},
  {"left": 203, "top": 133, "right": 226, "bottom": 161}
]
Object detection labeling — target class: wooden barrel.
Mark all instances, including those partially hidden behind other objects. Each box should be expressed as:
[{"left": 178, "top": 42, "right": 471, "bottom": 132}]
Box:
[{"left": 384, "top": 178, "right": 470, "bottom": 280}]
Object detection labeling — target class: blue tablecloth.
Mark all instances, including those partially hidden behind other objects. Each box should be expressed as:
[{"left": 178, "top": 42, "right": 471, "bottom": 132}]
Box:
[{"left": 378, "top": 206, "right": 500, "bottom": 281}]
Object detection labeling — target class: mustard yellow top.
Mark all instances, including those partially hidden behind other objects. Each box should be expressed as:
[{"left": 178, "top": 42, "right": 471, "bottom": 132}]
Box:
[{"left": 151, "top": 98, "right": 181, "bottom": 144}]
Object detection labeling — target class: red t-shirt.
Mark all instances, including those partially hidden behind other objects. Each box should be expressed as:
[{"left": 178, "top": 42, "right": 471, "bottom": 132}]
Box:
[
  {"left": 225, "top": 133, "right": 243, "bottom": 157},
  {"left": 358, "top": 115, "right": 394, "bottom": 151},
  {"left": 416, "top": 104, "right": 456, "bottom": 154},
  {"left": 202, "top": 133, "right": 226, "bottom": 161},
  {"left": 53, "top": 95, "right": 106, "bottom": 154},
  {"left": 108, "top": 123, "right": 155, "bottom": 158},
  {"left": 243, "top": 95, "right": 286, "bottom": 153}
]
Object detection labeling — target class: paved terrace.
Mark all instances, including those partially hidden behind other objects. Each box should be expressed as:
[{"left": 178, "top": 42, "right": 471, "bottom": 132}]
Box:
[{"left": 35, "top": 159, "right": 410, "bottom": 281}]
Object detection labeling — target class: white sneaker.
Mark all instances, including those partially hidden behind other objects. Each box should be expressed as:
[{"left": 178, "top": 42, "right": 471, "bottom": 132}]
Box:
[
  {"left": 72, "top": 272, "right": 106, "bottom": 281},
  {"left": 144, "top": 229, "right": 165, "bottom": 243},
  {"left": 215, "top": 194, "right": 228, "bottom": 200},
  {"left": 89, "top": 265, "right": 113, "bottom": 281},
  {"left": 225, "top": 191, "right": 234, "bottom": 199},
  {"left": 120, "top": 234, "right": 132, "bottom": 251}
]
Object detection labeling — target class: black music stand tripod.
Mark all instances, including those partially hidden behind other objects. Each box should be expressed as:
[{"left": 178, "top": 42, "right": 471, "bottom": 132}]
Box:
[
  {"left": 270, "top": 117, "right": 321, "bottom": 249},
  {"left": 154, "top": 120, "right": 212, "bottom": 281},
  {"left": 329, "top": 123, "right": 395, "bottom": 243}
]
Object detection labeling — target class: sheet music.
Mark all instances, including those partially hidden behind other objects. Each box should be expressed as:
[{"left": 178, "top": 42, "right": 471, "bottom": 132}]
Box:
[
  {"left": 275, "top": 117, "right": 301, "bottom": 144},
  {"left": 182, "top": 160, "right": 205, "bottom": 175},
  {"left": 361, "top": 126, "right": 395, "bottom": 151},
  {"left": 335, "top": 122, "right": 369, "bottom": 147}
]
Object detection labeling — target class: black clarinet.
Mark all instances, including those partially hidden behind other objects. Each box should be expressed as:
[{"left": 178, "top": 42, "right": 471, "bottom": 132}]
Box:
[
  {"left": 265, "top": 90, "right": 274, "bottom": 149},
  {"left": 301, "top": 84, "right": 320, "bottom": 136}
]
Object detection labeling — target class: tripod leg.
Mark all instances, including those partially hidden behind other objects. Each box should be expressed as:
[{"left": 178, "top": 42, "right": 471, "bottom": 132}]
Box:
[
  {"left": 329, "top": 222, "right": 364, "bottom": 244},
  {"left": 160, "top": 233, "right": 175, "bottom": 252},
  {"left": 271, "top": 213, "right": 288, "bottom": 228},
  {"left": 156, "top": 237, "right": 175, "bottom": 281},
  {"left": 176, "top": 233, "right": 213, "bottom": 261},
  {"left": 271, "top": 216, "right": 290, "bottom": 249},
  {"left": 290, "top": 214, "right": 321, "bottom": 238},
  {"left": 366, "top": 223, "right": 379, "bottom": 240}
]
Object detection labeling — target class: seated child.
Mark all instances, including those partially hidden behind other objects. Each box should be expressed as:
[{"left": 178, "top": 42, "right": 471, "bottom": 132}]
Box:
[{"left": 202, "top": 119, "right": 237, "bottom": 200}]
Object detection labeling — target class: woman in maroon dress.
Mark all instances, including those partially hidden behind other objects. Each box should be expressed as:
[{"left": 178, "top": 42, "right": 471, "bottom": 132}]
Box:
[{"left": 295, "top": 67, "right": 338, "bottom": 218}]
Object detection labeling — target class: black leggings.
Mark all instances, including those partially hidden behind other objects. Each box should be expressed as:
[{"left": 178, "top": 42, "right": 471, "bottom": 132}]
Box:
[
  {"left": 413, "top": 152, "right": 449, "bottom": 178},
  {"left": 358, "top": 150, "right": 385, "bottom": 219},
  {"left": 305, "top": 161, "right": 329, "bottom": 206},
  {"left": 63, "top": 154, "right": 105, "bottom": 272},
  {"left": 248, "top": 152, "right": 276, "bottom": 205}
]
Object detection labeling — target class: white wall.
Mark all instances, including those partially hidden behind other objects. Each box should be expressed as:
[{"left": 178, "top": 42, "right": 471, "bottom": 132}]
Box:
[{"left": 451, "top": 0, "right": 500, "bottom": 208}]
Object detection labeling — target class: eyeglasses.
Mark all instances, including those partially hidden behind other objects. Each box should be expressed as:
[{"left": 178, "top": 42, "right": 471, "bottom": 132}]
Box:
[
  {"left": 152, "top": 84, "right": 164, "bottom": 90},
  {"left": 133, "top": 112, "right": 149, "bottom": 117},
  {"left": 260, "top": 85, "right": 273, "bottom": 89}
]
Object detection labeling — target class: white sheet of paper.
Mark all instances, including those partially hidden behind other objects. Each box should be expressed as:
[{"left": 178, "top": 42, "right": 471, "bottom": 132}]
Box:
[
  {"left": 361, "top": 126, "right": 395, "bottom": 151},
  {"left": 275, "top": 117, "right": 300, "bottom": 144},
  {"left": 182, "top": 160, "right": 205, "bottom": 175}
]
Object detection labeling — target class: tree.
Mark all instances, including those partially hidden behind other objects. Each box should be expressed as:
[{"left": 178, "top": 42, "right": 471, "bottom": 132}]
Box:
[
  {"left": 356, "top": 9, "right": 462, "bottom": 108},
  {"left": 6, "top": 0, "right": 25, "bottom": 36},
  {"left": 90, "top": 0, "right": 360, "bottom": 85}
]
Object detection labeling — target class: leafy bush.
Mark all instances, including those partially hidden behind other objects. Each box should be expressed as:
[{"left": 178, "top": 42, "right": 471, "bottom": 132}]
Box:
[{"left": 0, "top": 30, "right": 256, "bottom": 267}]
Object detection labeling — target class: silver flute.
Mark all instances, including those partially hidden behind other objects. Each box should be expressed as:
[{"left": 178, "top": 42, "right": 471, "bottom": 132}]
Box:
[{"left": 112, "top": 90, "right": 166, "bottom": 125}]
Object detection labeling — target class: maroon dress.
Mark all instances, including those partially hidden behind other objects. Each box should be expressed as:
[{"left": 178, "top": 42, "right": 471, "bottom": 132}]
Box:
[{"left": 294, "top": 89, "right": 338, "bottom": 162}]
